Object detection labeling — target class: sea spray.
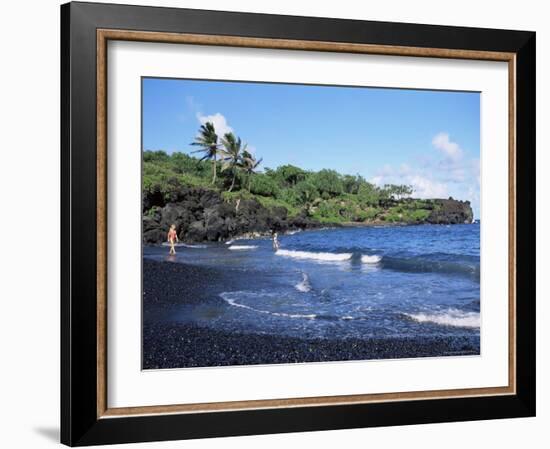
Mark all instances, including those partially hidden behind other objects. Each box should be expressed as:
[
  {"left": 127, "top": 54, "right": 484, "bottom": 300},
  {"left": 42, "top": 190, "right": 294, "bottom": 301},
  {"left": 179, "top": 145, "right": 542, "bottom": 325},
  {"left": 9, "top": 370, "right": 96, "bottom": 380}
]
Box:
[{"left": 295, "top": 272, "right": 312, "bottom": 292}]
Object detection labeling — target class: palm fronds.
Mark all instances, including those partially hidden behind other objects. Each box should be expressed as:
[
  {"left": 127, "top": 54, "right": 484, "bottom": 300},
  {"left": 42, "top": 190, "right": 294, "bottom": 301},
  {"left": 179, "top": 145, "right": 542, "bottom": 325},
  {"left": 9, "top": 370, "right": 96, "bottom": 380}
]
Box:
[{"left": 191, "top": 122, "right": 219, "bottom": 184}]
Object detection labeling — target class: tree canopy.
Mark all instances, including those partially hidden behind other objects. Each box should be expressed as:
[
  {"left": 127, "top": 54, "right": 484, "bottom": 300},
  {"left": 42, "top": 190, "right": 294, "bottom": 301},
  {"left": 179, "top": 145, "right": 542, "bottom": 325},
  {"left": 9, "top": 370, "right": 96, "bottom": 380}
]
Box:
[{"left": 143, "top": 121, "right": 418, "bottom": 224}]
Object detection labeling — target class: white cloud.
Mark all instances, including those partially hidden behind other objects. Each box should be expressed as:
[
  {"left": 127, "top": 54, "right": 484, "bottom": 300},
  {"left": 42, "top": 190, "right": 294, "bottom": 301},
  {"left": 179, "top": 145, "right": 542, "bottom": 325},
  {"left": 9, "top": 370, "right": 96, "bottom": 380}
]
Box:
[
  {"left": 196, "top": 112, "right": 233, "bottom": 141},
  {"left": 370, "top": 170, "right": 448, "bottom": 199},
  {"left": 408, "top": 175, "right": 448, "bottom": 199},
  {"left": 431, "top": 132, "right": 471, "bottom": 183},
  {"left": 432, "top": 132, "right": 463, "bottom": 161},
  {"left": 368, "top": 133, "right": 479, "bottom": 217},
  {"left": 370, "top": 175, "right": 384, "bottom": 186}
]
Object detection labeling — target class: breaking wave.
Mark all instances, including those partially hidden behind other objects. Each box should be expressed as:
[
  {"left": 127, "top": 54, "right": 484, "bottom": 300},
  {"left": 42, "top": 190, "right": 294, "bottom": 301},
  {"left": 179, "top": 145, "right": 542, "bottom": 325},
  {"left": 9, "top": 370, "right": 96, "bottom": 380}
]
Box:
[
  {"left": 361, "top": 254, "right": 382, "bottom": 264},
  {"left": 228, "top": 245, "right": 258, "bottom": 250},
  {"left": 403, "top": 309, "right": 480, "bottom": 328},
  {"left": 295, "top": 272, "right": 312, "bottom": 292},
  {"left": 276, "top": 249, "right": 352, "bottom": 262},
  {"left": 286, "top": 229, "right": 302, "bottom": 235},
  {"left": 382, "top": 255, "right": 479, "bottom": 280}
]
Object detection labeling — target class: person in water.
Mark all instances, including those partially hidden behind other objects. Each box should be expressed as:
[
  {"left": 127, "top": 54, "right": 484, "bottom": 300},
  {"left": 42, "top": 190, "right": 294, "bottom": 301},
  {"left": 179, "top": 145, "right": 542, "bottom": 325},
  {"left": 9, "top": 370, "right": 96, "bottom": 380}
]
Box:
[
  {"left": 167, "top": 224, "right": 179, "bottom": 255},
  {"left": 272, "top": 232, "right": 280, "bottom": 251}
]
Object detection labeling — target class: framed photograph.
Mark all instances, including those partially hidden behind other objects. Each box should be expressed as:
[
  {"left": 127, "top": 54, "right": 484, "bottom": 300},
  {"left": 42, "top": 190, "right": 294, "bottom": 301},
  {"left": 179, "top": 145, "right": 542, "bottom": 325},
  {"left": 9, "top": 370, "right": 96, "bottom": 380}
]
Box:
[{"left": 61, "top": 1, "right": 536, "bottom": 446}]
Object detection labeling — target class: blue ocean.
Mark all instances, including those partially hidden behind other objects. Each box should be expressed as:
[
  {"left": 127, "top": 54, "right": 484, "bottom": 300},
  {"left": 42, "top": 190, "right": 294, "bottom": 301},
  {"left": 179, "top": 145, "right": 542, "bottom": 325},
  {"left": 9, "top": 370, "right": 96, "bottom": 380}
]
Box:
[{"left": 143, "top": 224, "right": 480, "bottom": 341}]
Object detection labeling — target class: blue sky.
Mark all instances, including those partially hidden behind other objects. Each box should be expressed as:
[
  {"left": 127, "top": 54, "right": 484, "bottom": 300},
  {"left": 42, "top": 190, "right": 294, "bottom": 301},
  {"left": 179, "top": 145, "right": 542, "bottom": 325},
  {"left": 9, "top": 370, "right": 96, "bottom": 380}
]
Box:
[{"left": 143, "top": 78, "right": 480, "bottom": 217}]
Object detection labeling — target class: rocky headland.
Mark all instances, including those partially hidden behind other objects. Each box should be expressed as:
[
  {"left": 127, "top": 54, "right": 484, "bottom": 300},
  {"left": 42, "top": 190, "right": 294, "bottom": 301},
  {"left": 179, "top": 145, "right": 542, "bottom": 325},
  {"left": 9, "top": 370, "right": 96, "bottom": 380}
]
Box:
[{"left": 143, "top": 187, "right": 474, "bottom": 244}]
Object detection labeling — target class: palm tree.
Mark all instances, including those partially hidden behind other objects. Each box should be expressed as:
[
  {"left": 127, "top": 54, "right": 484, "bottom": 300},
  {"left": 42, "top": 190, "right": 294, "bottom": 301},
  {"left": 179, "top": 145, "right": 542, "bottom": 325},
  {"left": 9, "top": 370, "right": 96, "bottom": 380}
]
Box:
[
  {"left": 219, "top": 132, "right": 246, "bottom": 192},
  {"left": 191, "top": 122, "right": 219, "bottom": 185},
  {"left": 241, "top": 150, "right": 262, "bottom": 192}
]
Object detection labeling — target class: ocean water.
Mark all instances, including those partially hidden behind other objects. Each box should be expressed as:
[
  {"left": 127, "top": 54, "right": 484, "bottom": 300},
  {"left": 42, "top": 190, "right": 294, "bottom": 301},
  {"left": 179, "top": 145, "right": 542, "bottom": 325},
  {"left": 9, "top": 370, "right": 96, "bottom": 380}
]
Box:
[{"left": 144, "top": 224, "right": 480, "bottom": 340}]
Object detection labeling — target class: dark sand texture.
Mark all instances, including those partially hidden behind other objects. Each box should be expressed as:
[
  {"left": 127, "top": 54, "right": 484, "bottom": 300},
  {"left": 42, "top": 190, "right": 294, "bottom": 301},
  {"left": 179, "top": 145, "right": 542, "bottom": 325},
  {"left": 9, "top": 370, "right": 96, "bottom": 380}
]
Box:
[{"left": 142, "top": 259, "right": 479, "bottom": 369}]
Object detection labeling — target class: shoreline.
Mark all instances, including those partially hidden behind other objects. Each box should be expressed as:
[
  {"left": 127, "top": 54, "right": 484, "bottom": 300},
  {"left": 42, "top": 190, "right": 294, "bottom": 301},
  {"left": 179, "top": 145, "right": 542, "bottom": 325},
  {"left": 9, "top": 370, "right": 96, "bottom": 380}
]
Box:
[
  {"left": 340, "top": 221, "right": 411, "bottom": 228},
  {"left": 143, "top": 184, "right": 474, "bottom": 245},
  {"left": 148, "top": 221, "right": 477, "bottom": 245},
  {"left": 142, "top": 259, "right": 480, "bottom": 369}
]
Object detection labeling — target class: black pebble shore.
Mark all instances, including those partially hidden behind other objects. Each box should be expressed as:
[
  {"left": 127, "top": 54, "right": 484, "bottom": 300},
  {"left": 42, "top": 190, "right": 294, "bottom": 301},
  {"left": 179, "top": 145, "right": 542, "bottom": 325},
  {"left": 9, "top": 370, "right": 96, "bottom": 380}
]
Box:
[{"left": 142, "top": 258, "right": 480, "bottom": 370}]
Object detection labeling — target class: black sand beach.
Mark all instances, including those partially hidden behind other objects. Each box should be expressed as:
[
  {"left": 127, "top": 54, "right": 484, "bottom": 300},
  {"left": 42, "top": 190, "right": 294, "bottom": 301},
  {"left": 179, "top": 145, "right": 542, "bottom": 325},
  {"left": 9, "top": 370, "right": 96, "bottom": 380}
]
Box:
[{"left": 142, "top": 258, "right": 480, "bottom": 370}]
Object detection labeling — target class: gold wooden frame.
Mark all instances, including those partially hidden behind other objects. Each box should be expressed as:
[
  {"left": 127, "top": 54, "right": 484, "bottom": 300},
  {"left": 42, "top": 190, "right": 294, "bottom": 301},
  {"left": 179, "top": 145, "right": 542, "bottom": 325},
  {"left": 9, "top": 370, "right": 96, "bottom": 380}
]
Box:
[{"left": 96, "top": 29, "right": 516, "bottom": 419}]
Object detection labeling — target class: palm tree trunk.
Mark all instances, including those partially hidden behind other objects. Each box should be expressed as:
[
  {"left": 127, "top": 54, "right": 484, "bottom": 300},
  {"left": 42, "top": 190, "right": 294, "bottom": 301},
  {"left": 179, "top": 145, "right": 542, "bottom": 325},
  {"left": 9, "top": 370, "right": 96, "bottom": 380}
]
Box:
[
  {"left": 211, "top": 154, "right": 217, "bottom": 185},
  {"left": 228, "top": 169, "right": 236, "bottom": 192}
]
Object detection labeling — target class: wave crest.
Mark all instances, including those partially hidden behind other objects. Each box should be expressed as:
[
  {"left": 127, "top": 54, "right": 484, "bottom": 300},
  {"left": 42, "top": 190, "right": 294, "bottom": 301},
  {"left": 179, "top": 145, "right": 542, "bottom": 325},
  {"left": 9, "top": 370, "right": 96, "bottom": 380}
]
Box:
[
  {"left": 276, "top": 249, "right": 352, "bottom": 262},
  {"left": 228, "top": 245, "right": 258, "bottom": 250},
  {"left": 404, "top": 309, "right": 480, "bottom": 328},
  {"left": 295, "top": 272, "right": 312, "bottom": 292},
  {"left": 361, "top": 254, "right": 382, "bottom": 264},
  {"left": 383, "top": 256, "right": 479, "bottom": 280}
]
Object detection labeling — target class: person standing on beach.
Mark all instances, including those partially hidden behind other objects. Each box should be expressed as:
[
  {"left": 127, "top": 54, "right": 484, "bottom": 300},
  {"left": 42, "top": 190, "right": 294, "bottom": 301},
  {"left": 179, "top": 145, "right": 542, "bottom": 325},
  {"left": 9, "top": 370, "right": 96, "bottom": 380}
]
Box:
[
  {"left": 272, "top": 232, "right": 280, "bottom": 251},
  {"left": 167, "top": 224, "right": 179, "bottom": 255}
]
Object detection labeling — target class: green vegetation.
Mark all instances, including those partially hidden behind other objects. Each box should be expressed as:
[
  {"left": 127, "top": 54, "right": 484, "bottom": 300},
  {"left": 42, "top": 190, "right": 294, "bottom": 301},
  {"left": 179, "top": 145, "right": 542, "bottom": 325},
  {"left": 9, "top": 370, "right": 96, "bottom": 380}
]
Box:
[
  {"left": 191, "top": 122, "right": 220, "bottom": 184},
  {"left": 143, "top": 121, "right": 436, "bottom": 224}
]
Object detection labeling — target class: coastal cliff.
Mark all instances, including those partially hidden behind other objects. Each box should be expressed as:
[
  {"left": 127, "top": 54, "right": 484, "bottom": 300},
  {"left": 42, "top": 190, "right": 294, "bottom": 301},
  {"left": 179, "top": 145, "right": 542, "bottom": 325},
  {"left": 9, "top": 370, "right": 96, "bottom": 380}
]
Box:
[
  {"left": 142, "top": 150, "right": 474, "bottom": 243},
  {"left": 425, "top": 198, "right": 474, "bottom": 224},
  {"left": 143, "top": 186, "right": 473, "bottom": 244},
  {"left": 143, "top": 187, "right": 322, "bottom": 244}
]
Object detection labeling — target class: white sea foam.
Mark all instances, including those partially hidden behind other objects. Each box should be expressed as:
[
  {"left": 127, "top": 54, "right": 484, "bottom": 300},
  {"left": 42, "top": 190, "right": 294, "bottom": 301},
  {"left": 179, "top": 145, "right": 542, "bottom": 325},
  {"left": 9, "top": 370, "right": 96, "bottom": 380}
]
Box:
[
  {"left": 161, "top": 242, "right": 206, "bottom": 248},
  {"left": 404, "top": 309, "right": 480, "bottom": 328},
  {"left": 361, "top": 254, "right": 382, "bottom": 264},
  {"left": 276, "top": 249, "right": 352, "bottom": 262},
  {"left": 228, "top": 245, "right": 258, "bottom": 250},
  {"left": 225, "top": 239, "right": 235, "bottom": 245},
  {"left": 295, "top": 272, "right": 312, "bottom": 292},
  {"left": 220, "top": 292, "right": 316, "bottom": 319},
  {"left": 286, "top": 229, "right": 302, "bottom": 235}
]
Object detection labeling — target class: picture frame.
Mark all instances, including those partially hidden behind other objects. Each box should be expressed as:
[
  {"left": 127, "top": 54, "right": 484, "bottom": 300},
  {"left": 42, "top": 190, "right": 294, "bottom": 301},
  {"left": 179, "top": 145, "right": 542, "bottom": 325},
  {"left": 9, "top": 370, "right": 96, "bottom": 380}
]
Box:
[{"left": 60, "top": 1, "right": 536, "bottom": 446}]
